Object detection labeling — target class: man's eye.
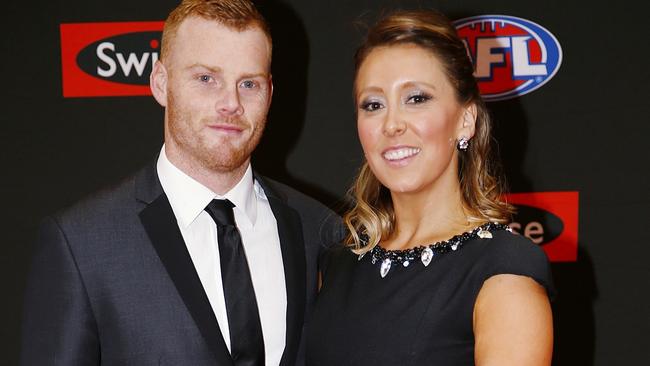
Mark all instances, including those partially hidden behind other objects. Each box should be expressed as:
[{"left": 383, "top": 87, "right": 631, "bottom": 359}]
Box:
[
  {"left": 361, "top": 101, "right": 383, "bottom": 112},
  {"left": 406, "top": 94, "right": 432, "bottom": 104},
  {"left": 241, "top": 80, "right": 257, "bottom": 89},
  {"left": 198, "top": 75, "right": 213, "bottom": 83}
]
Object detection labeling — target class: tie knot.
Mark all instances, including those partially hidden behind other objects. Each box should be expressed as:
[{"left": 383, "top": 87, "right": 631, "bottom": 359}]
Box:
[{"left": 205, "top": 199, "right": 236, "bottom": 227}]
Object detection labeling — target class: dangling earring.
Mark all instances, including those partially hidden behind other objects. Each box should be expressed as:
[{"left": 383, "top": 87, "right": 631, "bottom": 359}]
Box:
[{"left": 457, "top": 137, "right": 469, "bottom": 151}]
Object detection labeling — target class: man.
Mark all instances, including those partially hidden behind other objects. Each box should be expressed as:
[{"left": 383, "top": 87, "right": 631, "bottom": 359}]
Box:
[{"left": 21, "top": 1, "right": 341, "bottom": 365}]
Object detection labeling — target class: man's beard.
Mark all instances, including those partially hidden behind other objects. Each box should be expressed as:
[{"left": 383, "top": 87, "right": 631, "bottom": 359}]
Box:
[{"left": 166, "top": 91, "right": 266, "bottom": 174}]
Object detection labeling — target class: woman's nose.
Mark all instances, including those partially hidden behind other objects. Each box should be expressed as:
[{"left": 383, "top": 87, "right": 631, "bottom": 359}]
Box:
[{"left": 383, "top": 109, "right": 406, "bottom": 136}]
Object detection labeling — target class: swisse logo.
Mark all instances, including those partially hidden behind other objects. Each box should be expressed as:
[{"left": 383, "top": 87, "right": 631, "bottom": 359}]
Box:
[
  {"left": 510, "top": 204, "right": 563, "bottom": 245},
  {"left": 60, "top": 21, "right": 164, "bottom": 97},
  {"left": 506, "top": 192, "right": 579, "bottom": 262},
  {"left": 78, "top": 32, "right": 161, "bottom": 85},
  {"left": 454, "top": 15, "right": 562, "bottom": 101}
]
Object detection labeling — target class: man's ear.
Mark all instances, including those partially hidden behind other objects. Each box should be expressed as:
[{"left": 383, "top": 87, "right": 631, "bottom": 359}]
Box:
[
  {"left": 458, "top": 103, "right": 477, "bottom": 140},
  {"left": 150, "top": 60, "right": 168, "bottom": 107},
  {"left": 268, "top": 74, "right": 274, "bottom": 108}
]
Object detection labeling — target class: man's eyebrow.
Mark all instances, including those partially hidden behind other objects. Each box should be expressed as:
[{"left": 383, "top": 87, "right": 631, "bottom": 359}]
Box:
[
  {"left": 183, "top": 64, "right": 268, "bottom": 79},
  {"left": 240, "top": 72, "right": 269, "bottom": 79},
  {"left": 185, "top": 63, "right": 222, "bottom": 73}
]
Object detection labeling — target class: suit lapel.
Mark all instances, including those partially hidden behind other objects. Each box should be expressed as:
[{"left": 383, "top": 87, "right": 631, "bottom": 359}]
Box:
[
  {"left": 256, "top": 175, "right": 307, "bottom": 366},
  {"left": 136, "top": 163, "right": 233, "bottom": 366}
]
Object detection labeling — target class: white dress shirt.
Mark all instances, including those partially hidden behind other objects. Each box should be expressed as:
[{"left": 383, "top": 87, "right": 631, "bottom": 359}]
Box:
[{"left": 157, "top": 147, "right": 287, "bottom": 366}]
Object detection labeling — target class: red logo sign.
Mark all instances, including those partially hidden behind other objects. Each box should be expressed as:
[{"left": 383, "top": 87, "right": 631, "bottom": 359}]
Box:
[
  {"left": 60, "top": 21, "right": 164, "bottom": 97},
  {"left": 506, "top": 191, "right": 579, "bottom": 262}
]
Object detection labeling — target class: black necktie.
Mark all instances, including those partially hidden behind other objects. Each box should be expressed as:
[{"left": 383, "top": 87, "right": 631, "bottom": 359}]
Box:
[{"left": 205, "top": 199, "right": 265, "bottom": 366}]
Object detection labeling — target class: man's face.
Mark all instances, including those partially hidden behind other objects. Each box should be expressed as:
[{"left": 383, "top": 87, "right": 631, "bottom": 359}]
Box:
[{"left": 153, "top": 16, "right": 272, "bottom": 175}]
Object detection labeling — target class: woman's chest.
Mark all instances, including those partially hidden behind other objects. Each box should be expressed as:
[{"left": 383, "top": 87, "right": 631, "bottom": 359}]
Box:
[{"left": 309, "top": 251, "right": 481, "bottom": 365}]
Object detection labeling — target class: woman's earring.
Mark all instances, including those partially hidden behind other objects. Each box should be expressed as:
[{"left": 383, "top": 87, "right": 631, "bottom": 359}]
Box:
[{"left": 457, "top": 137, "right": 469, "bottom": 151}]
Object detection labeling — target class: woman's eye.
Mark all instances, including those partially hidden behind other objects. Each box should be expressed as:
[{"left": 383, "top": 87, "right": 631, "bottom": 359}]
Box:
[
  {"left": 241, "top": 80, "right": 257, "bottom": 89},
  {"left": 361, "top": 101, "right": 383, "bottom": 112},
  {"left": 407, "top": 94, "right": 432, "bottom": 104}
]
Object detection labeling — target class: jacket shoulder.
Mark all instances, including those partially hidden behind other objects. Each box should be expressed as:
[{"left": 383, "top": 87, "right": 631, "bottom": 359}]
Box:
[
  {"left": 260, "top": 177, "right": 331, "bottom": 212},
  {"left": 50, "top": 170, "right": 142, "bottom": 230},
  {"left": 258, "top": 176, "right": 345, "bottom": 245}
]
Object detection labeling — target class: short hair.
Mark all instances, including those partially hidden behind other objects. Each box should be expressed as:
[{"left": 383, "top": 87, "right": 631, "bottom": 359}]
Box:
[
  {"left": 346, "top": 10, "right": 514, "bottom": 253},
  {"left": 160, "top": 0, "right": 272, "bottom": 62}
]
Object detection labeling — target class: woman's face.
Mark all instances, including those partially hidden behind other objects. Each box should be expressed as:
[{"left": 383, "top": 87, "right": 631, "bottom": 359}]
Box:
[{"left": 355, "top": 44, "right": 475, "bottom": 195}]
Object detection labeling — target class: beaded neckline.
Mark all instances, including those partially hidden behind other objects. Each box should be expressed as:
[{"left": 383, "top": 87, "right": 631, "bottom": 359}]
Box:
[{"left": 357, "top": 222, "right": 512, "bottom": 278}]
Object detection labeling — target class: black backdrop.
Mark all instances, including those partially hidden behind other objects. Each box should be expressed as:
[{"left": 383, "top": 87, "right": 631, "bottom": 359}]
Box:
[{"left": 2, "top": 0, "right": 649, "bottom": 365}]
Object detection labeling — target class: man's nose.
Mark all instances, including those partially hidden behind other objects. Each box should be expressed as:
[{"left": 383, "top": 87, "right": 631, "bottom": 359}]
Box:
[{"left": 217, "top": 85, "right": 243, "bottom": 116}]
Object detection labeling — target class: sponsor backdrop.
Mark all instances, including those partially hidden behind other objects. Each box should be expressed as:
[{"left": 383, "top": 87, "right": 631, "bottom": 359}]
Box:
[{"left": 1, "top": 0, "right": 648, "bottom": 364}]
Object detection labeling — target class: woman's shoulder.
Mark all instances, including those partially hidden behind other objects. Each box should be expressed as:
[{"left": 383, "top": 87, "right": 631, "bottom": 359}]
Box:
[
  {"left": 477, "top": 229, "right": 547, "bottom": 261},
  {"left": 469, "top": 229, "right": 555, "bottom": 298}
]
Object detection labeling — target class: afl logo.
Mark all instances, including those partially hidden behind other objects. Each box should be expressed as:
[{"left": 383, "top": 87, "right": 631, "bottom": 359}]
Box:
[{"left": 453, "top": 15, "right": 563, "bottom": 101}]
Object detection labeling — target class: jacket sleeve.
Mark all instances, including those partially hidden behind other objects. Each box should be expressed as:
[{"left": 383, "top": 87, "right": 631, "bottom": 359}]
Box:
[{"left": 21, "top": 216, "right": 100, "bottom": 365}]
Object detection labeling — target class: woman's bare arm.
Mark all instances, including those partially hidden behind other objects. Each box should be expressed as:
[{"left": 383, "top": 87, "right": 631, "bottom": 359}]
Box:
[{"left": 474, "top": 274, "right": 553, "bottom": 366}]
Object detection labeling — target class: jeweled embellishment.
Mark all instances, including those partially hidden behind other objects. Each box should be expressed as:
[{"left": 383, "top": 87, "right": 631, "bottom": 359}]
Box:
[
  {"left": 421, "top": 247, "right": 434, "bottom": 267},
  {"left": 380, "top": 258, "right": 392, "bottom": 278},
  {"left": 361, "top": 222, "right": 510, "bottom": 278},
  {"left": 477, "top": 229, "right": 493, "bottom": 239}
]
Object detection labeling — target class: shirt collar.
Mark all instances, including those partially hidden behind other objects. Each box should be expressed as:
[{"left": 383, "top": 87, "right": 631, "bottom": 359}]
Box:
[{"left": 156, "top": 145, "right": 258, "bottom": 228}]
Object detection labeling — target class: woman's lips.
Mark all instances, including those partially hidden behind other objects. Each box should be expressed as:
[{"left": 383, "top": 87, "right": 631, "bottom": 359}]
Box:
[{"left": 382, "top": 146, "right": 421, "bottom": 162}]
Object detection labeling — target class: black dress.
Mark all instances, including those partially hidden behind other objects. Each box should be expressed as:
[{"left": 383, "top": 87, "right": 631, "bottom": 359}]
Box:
[{"left": 306, "top": 225, "right": 554, "bottom": 366}]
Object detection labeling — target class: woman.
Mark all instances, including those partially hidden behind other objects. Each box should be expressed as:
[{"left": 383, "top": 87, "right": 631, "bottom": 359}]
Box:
[{"left": 307, "top": 9, "right": 554, "bottom": 366}]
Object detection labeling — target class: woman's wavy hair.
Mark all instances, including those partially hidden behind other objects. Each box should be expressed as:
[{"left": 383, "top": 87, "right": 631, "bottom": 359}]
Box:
[{"left": 345, "top": 9, "right": 514, "bottom": 253}]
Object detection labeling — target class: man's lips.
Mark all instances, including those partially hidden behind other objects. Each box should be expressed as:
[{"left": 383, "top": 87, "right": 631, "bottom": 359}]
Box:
[{"left": 207, "top": 123, "right": 245, "bottom": 133}]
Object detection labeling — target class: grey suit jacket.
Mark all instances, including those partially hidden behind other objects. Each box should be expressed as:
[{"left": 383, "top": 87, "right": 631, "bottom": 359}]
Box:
[{"left": 21, "top": 162, "right": 342, "bottom": 366}]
